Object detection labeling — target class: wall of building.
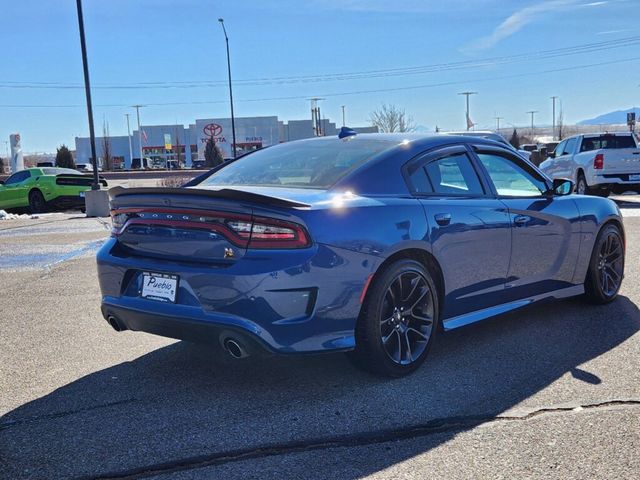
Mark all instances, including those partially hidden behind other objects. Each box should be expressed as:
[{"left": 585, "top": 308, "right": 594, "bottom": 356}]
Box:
[{"left": 75, "top": 116, "right": 377, "bottom": 168}]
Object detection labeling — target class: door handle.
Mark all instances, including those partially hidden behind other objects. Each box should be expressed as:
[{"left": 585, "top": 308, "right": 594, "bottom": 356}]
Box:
[
  {"left": 434, "top": 213, "right": 451, "bottom": 226},
  {"left": 513, "top": 215, "right": 530, "bottom": 226}
]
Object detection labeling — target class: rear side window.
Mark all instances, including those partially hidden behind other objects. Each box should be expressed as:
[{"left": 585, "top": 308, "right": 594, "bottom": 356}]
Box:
[
  {"left": 580, "top": 135, "right": 636, "bottom": 151},
  {"left": 424, "top": 153, "right": 484, "bottom": 195}
]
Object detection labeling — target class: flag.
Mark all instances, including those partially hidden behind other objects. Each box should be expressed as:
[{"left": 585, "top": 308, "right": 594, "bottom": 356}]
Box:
[
  {"left": 466, "top": 114, "right": 475, "bottom": 130},
  {"left": 142, "top": 129, "right": 148, "bottom": 143}
]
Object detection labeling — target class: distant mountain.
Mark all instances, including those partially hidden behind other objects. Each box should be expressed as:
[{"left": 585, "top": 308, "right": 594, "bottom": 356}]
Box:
[
  {"left": 413, "top": 124, "right": 432, "bottom": 133},
  {"left": 578, "top": 107, "right": 640, "bottom": 125}
]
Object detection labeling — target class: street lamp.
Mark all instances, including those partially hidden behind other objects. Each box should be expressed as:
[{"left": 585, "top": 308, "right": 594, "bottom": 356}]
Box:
[
  {"left": 218, "top": 18, "right": 237, "bottom": 158},
  {"left": 75, "top": 0, "right": 100, "bottom": 190}
]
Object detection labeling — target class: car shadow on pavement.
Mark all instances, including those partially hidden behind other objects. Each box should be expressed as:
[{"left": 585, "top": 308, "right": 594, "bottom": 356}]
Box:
[{"left": 2, "top": 295, "right": 639, "bottom": 479}]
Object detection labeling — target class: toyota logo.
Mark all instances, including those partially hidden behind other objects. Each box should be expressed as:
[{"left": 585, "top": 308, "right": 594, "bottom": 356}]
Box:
[{"left": 203, "top": 123, "right": 223, "bottom": 137}]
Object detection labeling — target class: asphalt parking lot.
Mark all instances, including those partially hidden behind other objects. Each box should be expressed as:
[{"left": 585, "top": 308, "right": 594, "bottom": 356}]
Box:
[{"left": 1, "top": 199, "right": 639, "bottom": 479}]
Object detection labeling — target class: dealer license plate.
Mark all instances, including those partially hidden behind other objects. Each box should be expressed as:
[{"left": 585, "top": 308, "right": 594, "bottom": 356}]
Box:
[
  {"left": 629, "top": 174, "right": 640, "bottom": 181},
  {"left": 141, "top": 272, "right": 178, "bottom": 303}
]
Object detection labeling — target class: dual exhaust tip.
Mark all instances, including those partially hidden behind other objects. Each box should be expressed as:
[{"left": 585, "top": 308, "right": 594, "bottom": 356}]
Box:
[{"left": 107, "top": 314, "right": 249, "bottom": 359}]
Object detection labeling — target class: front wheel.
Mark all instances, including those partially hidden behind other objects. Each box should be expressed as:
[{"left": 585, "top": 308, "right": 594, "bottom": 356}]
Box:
[
  {"left": 584, "top": 224, "right": 624, "bottom": 304},
  {"left": 351, "top": 259, "right": 439, "bottom": 377}
]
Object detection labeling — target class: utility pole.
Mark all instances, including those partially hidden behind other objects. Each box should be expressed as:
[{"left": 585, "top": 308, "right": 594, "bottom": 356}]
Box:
[
  {"left": 341, "top": 105, "right": 346, "bottom": 127},
  {"left": 218, "top": 18, "right": 237, "bottom": 158},
  {"left": 124, "top": 113, "right": 133, "bottom": 169},
  {"left": 527, "top": 110, "right": 539, "bottom": 132},
  {"left": 495, "top": 116, "right": 503, "bottom": 132},
  {"left": 309, "top": 98, "right": 325, "bottom": 136},
  {"left": 458, "top": 92, "right": 478, "bottom": 131},
  {"left": 550, "top": 96, "right": 559, "bottom": 141},
  {"left": 75, "top": 0, "right": 100, "bottom": 190},
  {"left": 132, "top": 105, "right": 145, "bottom": 168}
]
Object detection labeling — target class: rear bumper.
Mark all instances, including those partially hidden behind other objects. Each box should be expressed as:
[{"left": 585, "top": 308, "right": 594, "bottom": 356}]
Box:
[
  {"left": 47, "top": 195, "right": 85, "bottom": 210},
  {"left": 587, "top": 172, "right": 640, "bottom": 192},
  {"left": 97, "top": 238, "right": 376, "bottom": 354}
]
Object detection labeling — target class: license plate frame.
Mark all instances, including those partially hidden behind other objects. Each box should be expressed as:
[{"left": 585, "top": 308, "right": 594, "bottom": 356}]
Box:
[{"left": 141, "top": 272, "right": 179, "bottom": 303}]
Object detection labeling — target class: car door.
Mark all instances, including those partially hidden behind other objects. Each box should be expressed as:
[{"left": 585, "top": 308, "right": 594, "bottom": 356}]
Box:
[
  {"left": 0, "top": 171, "right": 30, "bottom": 208},
  {"left": 406, "top": 145, "right": 512, "bottom": 322},
  {"left": 472, "top": 146, "right": 581, "bottom": 301}
]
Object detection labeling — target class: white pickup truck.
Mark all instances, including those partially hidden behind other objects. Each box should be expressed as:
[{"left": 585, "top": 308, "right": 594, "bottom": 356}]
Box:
[{"left": 539, "top": 132, "right": 640, "bottom": 196}]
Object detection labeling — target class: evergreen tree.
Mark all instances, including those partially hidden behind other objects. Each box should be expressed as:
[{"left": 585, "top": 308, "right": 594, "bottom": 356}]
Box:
[
  {"left": 204, "top": 137, "right": 224, "bottom": 168},
  {"left": 509, "top": 128, "right": 520, "bottom": 149},
  {"left": 55, "top": 145, "right": 75, "bottom": 169}
]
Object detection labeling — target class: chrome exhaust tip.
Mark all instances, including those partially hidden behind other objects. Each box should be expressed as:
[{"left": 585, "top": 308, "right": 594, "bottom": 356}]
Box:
[{"left": 224, "top": 338, "right": 248, "bottom": 359}]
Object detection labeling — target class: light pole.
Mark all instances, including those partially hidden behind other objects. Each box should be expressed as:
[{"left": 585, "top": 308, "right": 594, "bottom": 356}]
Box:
[
  {"left": 75, "top": 0, "right": 100, "bottom": 190},
  {"left": 458, "top": 91, "right": 477, "bottom": 131},
  {"left": 550, "top": 96, "right": 558, "bottom": 141},
  {"left": 527, "top": 110, "right": 539, "bottom": 132},
  {"left": 132, "top": 105, "right": 145, "bottom": 168},
  {"left": 495, "top": 116, "right": 503, "bottom": 132},
  {"left": 125, "top": 113, "right": 133, "bottom": 169},
  {"left": 341, "top": 105, "right": 346, "bottom": 127},
  {"left": 218, "top": 18, "right": 237, "bottom": 158}
]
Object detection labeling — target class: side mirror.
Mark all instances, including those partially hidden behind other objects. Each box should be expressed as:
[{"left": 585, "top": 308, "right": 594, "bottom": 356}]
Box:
[
  {"left": 548, "top": 151, "right": 556, "bottom": 159},
  {"left": 0, "top": 180, "right": 4, "bottom": 185},
  {"left": 550, "top": 178, "right": 573, "bottom": 196}
]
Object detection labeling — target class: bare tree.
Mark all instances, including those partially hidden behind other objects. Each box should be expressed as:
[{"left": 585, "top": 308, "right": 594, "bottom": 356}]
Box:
[
  {"left": 102, "top": 120, "right": 113, "bottom": 171},
  {"left": 369, "top": 104, "right": 415, "bottom": 133}
]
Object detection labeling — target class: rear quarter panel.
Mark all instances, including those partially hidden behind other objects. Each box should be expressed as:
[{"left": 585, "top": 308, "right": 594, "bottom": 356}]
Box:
[{"left": 571, "top": 195, "right": 623, "bottom": 283}]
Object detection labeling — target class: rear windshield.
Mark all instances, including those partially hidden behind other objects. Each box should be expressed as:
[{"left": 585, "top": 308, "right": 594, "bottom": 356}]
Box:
[
  {"left": 41, "top": 168, "right": 82, "bottom": 175},
  {"left": 200, "top": 140, "right": 390, "bottom": 189},
  {"left": 580, "top": 135, "right": 637, "bottom": 152}
]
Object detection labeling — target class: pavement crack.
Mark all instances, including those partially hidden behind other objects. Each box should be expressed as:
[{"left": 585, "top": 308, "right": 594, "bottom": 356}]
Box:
[
  {"left": 73, "top": 399, "right": 640, "bottom": 480},
  {"left": 0, "top": 398, "right": 138, "bottom": 431}
]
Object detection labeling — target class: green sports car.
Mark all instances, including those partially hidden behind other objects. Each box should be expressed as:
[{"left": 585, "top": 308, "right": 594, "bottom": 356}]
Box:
[{"left": 0, "top": 167, "right": 108, "bottom": 213}]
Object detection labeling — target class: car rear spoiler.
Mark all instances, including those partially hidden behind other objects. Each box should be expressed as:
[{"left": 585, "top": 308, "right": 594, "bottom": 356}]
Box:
[{"left": 108, "top": 186, "right": 311, "bottom": 209}]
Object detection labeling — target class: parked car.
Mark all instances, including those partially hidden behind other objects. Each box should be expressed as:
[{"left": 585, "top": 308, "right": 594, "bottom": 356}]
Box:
[
  {"left": 0, "top": 167, "right": 107, "bottom": 212},
  {"left": 539, "top": 132, "right": 640, "bottom": 196},
  {"left": 98, "top": 132, "right": 624, "bottom": 377},
  {"left": 441, "top": 131, "right": 532, "bottom": 160}
]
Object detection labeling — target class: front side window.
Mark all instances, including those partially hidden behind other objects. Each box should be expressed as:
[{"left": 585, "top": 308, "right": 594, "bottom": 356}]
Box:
[
  {"left": 563, "top": 138, "right": 577, "bottom": 155},
  {"left": 5, "top": 171, "right": 30, "bottom": 185},
  {"left": 477, "top": 153, "right": 546, "bottom": 197},
  {"left": 424, "top": 153, "right": 484, "bottom": 195},
  {"left": 554, "top": 140, "right": 566, "bottom": 157}
]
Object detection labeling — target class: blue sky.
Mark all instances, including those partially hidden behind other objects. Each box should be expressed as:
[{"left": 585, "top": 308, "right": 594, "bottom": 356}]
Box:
[{"left": 1, "top": 0, "right": 639, "bottom": 153}]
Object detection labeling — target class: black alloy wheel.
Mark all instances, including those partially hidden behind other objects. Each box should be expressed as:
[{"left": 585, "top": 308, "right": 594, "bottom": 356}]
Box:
[
  {"left": 585, "top": 224, "right": 624, "bottom": 304},
  {"left": 28, "top": 190, "right": 46, "bottom": 214},
  {"left": 352, "top": 259, "right": 439, "bottom": 377}
]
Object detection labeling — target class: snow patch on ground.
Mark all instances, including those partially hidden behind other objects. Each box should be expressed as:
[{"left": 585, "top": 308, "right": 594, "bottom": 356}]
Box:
[{"left": 0, "top": 210, "right": 40, "bottom": 220}]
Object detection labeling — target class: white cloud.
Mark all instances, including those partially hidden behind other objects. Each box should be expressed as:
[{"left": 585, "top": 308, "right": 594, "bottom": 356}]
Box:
[{"left": 463, "top": 0, "right": 608, "bottom": 52}]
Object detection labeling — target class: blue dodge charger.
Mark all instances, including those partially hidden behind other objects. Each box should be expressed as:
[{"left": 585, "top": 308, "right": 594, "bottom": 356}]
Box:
[{"left": 97, "top": 131, "right": 625, "bottom": 377}]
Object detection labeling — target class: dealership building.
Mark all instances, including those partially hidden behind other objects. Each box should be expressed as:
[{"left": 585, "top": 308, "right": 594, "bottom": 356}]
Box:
[{"left": 75, "top": 116, "right": 377, "bottom": 169}]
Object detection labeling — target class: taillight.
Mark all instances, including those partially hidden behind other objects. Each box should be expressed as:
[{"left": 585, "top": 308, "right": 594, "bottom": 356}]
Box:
[
  {"left": 594, "top": 153, "right": 604, "bottom": 170},
  {"left": 227, "top": 216, "right": 310, "bottom": 249},
  {"left": 110, "top": 209, "right": 310, "bottom": 249}
]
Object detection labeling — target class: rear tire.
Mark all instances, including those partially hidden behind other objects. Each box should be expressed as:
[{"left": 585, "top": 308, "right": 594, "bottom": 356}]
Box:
[
  {"left": 28, "top": 190, "right": 46, "bottom": 214},
  {"left": 584, "top": 224, "right": 624, "bottom": 304},
  {"left": 351, "top": 259, "right": 440, "bottom": 377},
  {"left": 575, "top": 173, "right": 590, "bottom": 195}
]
